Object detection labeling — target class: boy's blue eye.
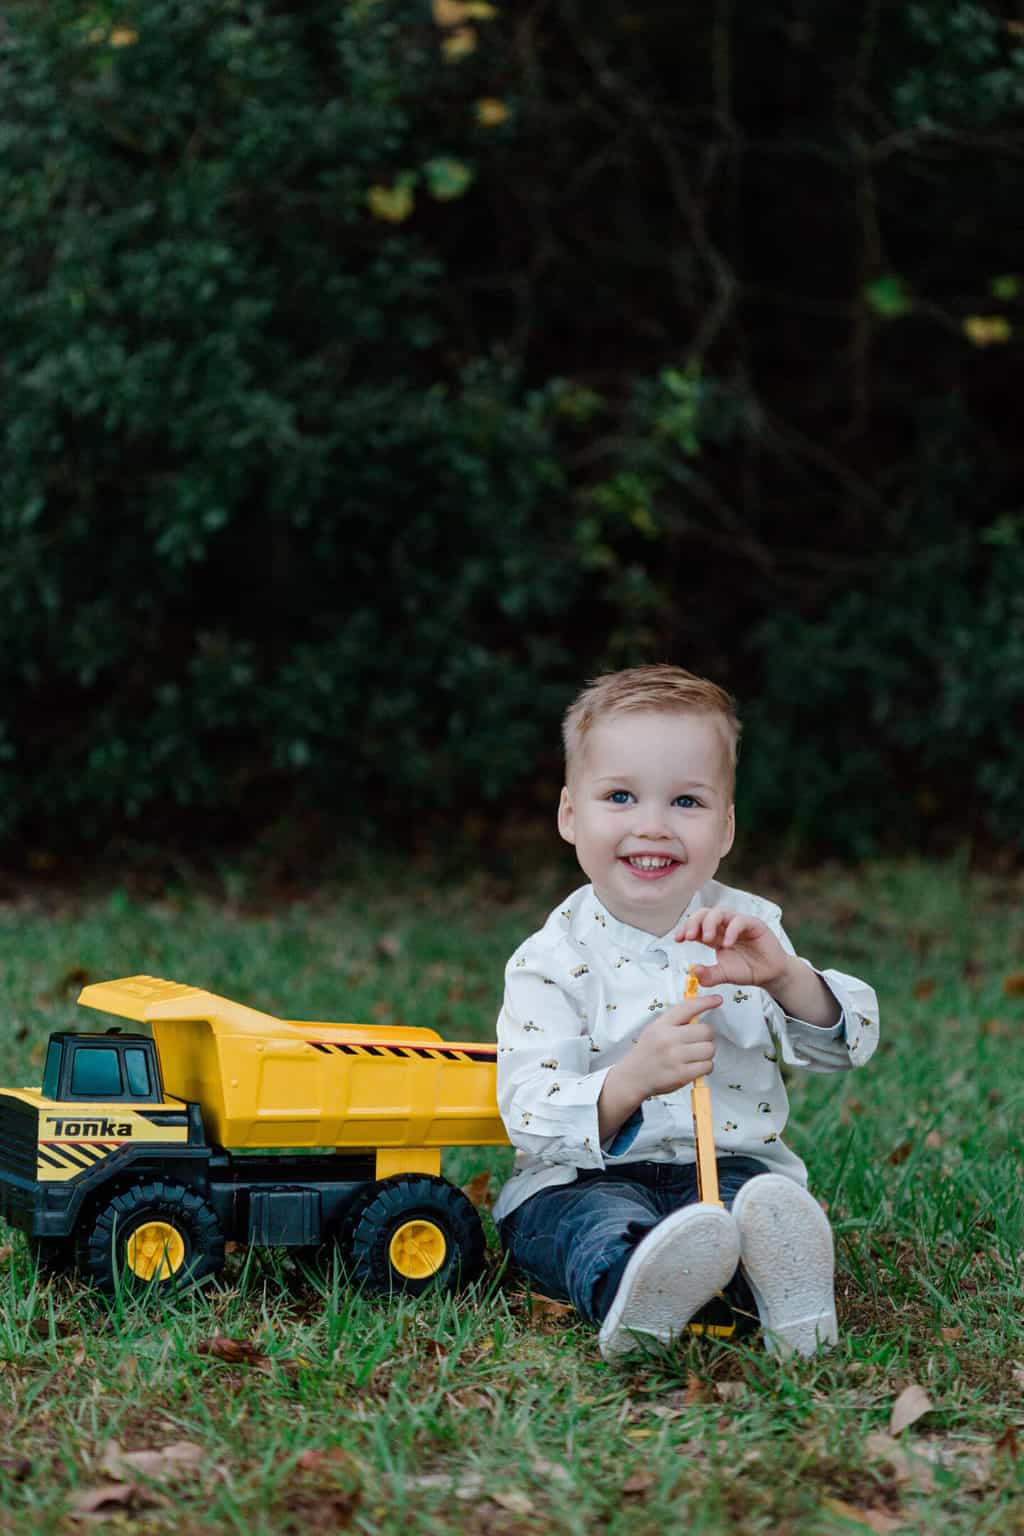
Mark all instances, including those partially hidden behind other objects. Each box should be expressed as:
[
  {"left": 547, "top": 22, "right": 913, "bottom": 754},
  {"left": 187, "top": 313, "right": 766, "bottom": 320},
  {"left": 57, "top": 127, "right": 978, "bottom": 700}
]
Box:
[
  {"left": 673, "top": 795, "right": 699, "bottom": 809},
  {"left": 608, "top": 790, "right": 633, "bottom": 805}
]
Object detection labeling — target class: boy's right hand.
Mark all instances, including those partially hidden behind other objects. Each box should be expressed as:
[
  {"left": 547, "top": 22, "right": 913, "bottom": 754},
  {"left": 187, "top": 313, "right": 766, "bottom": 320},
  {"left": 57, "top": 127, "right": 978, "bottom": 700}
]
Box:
[
  {"left": 617, "top": 993, "right": 721, "bottom": 1101},
  {"left": 597, "top": 994, "right": 721, "bottom": 1142}
]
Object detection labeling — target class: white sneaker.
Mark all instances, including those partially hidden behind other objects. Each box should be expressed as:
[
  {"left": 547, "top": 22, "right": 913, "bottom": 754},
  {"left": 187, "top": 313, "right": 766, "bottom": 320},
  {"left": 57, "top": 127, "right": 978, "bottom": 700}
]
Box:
[
  {"left": 597, "top": 1203, "right": 740, "bottom": 1362},
  {"left": 731, "top": 1174, "right": 838, "bottom": 1357}
]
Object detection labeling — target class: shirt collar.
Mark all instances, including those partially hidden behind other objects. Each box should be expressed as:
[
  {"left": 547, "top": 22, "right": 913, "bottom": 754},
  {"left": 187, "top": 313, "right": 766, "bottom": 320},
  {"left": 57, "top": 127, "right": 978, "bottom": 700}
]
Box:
[{"left": 582, "top": 886, "right": 702, "bottom": 954}]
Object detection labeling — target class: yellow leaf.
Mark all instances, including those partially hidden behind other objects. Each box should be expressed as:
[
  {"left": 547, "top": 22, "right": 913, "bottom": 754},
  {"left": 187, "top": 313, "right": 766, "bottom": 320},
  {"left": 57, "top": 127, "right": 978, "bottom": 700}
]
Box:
[
  {"left": 110, "top": 28, "right": 139, "bottom": 46},
  {"left": 963, "top": 315, "right": 1011, "bottom": 347},
  {"left": 367, "top": 183, "right": 415, "bottom": 223},
  {"left": 442, "top": 26, "right": 477, "bottom": 59},
  {"left": 476, "top": 97, "right": 509, "bottom": 126},
  {"left": 433, "top": 0, "right": 495, "bottom": 18}
]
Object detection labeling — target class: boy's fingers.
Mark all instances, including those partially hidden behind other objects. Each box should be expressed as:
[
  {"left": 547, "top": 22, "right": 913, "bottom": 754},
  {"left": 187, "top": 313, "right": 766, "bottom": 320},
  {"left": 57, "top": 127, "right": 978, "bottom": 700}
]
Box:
[
  {"left": 673, "top": 994, "right": 722, "bottom": 1021},
  {"left": 724, "top": 914, "right": 750, "bottom": 949},
  {"left": 689, "top": 963, "right": 726, "bottom": 986},
  {"left": 675, "top": 907, "right": 710, "bottom": 942}
]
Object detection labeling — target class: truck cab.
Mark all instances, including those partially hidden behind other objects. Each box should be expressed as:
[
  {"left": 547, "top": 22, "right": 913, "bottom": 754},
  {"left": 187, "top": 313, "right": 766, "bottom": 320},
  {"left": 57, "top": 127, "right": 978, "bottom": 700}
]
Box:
[{"left": 41, "top": 1032, "right": 163, "bottom": 1104}]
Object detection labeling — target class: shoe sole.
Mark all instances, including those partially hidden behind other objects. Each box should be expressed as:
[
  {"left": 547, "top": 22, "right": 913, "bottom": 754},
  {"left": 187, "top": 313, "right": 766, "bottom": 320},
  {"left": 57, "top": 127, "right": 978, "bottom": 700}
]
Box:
[
  {"left": 598, "top": 1203, "right": 740, "bottom": 1362},
  {"left": 731, "top": 1174, "right": 838, "bottom": 1357}
]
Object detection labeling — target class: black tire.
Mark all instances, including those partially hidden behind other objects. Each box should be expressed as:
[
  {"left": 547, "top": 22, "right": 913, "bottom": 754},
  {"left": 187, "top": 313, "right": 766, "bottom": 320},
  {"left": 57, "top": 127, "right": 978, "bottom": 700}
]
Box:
[
  {"left": 78, "top": 1181, "right": 224, "bottom": 1294},
  {"left": 28, "top": 1236, "right": 77, "bottom": 1278},
  {"left": 340, "top": 1174, "right": 485, "bottom": 1297}
]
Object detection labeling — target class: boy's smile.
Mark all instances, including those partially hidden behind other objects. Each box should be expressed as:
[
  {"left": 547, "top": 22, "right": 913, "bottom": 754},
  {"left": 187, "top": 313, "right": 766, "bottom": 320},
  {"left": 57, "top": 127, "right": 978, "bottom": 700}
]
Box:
[{"left": 558, "top": 710, "right": 735, "bottom": 934}]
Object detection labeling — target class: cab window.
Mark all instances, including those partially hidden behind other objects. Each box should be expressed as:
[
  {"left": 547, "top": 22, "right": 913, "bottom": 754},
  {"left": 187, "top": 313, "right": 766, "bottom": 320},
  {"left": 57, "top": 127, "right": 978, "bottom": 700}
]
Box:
[
  {"left": 123, "top": 1048, "right": 152, "bottom": 1097},
  {"left": 70, "top": 1048, "right": 123, "bottom": 1097}
]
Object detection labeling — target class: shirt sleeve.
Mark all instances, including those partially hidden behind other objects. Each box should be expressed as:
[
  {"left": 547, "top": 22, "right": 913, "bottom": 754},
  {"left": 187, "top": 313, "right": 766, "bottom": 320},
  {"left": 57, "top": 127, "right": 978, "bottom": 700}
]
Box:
[
  {"left": 761, "top": 919, "right": 880, "bottom": 1074},
  {"left": 496, "top": 945, "right": 610, "bottom": 1170}
]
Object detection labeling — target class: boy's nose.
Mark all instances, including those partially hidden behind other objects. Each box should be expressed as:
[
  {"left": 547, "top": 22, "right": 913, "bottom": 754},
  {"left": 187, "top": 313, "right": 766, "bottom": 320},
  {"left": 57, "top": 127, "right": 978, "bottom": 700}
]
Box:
[{"left": 631, "top": 808, "right": 674, "bottom": 840}]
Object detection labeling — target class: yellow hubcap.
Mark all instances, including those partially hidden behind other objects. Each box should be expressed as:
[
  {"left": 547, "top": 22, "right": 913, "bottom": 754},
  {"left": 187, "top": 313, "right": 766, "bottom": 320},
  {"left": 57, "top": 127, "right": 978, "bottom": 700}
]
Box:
[
  {"left": 388, "top": 1219, "right": 447, "bottom": 1280},
  {"left": 125, "top": 1220, "right": 186, "bottom": 1281}
]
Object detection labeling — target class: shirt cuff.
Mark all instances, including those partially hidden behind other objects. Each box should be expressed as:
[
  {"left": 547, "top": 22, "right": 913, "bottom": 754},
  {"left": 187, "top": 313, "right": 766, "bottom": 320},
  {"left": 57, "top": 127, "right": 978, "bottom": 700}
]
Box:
[
  {"left": 782, "top": 964, "right": 847, "bottom": 1040},
  {"left": 604, "top": 1104, "right": 644, "bottom": 1157}
]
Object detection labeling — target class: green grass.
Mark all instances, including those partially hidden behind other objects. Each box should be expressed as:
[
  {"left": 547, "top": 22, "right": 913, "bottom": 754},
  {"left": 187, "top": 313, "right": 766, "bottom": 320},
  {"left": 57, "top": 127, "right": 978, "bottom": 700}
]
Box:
[{"left": 0, "top": 859, "right": 1020, "bottom": 1534}]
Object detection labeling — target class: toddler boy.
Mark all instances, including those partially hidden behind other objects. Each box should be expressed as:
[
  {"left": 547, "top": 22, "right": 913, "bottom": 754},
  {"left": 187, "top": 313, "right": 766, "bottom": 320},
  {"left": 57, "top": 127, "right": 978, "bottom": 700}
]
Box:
[{"left": 494, "top": 665, "right": 879, "bottom": 1360}]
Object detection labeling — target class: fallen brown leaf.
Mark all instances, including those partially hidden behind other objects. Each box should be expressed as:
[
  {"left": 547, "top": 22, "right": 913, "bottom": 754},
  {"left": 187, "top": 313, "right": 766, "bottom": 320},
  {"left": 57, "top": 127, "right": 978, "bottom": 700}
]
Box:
[
  {"left": 509, "top": 1291, "right": 574, "bottom": 1322},
  {"left": 69, "top": 1482, "right": 156, "bottom": 1517},
  {"left": 889, "top": 1383, "right": 933, "bottom": 1435},
  {"left": 914, "top": 1436, "right": 994, "bottom": 1488},
  {"left": 995, "top": 1423, "right": 1019, "bottom": 1461},
  {"left": 101, "top": 1441, "right": 205, "bottom": 1484},
  {"left": 621, "top": 1468, "right": 655, "bottom": 1495},
  {"left": 684, "top": 1371, "right": 708, "bottom": 1405},
  {"left": 715, "top": 1380, "right": 748, "bottom": 1403},
  {"left": 58, "top": 966, "right": 92, "bottom": 995},
  {"left": 1002, "top": 972, "right": 1024, "bottom": 997},
  {"left": 491, "top": 1490, "right": 534, "bottom": 1515},
  {"left": 912, "top": 980, "right": 936, "bottom": 1001},
  {"left": 864, "top": 1430, "right": 935, "bottom": 1492},
  {"left": 530, "top": 1457, "right": 571, "bottom": 1485},
  {"left": 404, "top": 1472, "right": 486, "bottom": 1500},
  {"left": 462, "top": 1170, "right": 493, "bottom": 1210},
  {"left": 886, "top": 1141, "right": 913, "bottom": 1166},
  {"left": 940, "top": 1326, "right": 963, "bottom": 1343},
  {"left": 821, "top": 1497, "right": 903, "bottom": 1534},
  {"left": 196, "top": 1335, "right": 270, "bottom": 1367}
]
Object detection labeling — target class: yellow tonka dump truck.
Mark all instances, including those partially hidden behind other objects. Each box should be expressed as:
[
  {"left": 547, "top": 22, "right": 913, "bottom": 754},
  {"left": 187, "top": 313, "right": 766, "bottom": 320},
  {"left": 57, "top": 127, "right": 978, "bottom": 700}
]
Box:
[{"left": 0, "top": 976, "right": 509, "bottom": 1295}]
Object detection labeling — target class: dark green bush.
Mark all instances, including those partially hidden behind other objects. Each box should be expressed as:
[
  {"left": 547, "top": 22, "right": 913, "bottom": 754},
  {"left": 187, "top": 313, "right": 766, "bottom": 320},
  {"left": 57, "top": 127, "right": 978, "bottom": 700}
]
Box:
[{"left": 0, "top": 0, "right": 1021, "bottom": 860}]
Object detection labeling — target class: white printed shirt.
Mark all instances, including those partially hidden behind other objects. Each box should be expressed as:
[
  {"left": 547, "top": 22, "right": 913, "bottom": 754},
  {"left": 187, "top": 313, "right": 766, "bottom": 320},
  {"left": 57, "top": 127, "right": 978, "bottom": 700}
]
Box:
[{"left": 493, "top": 879, "right": 879, "bottom": 1221}]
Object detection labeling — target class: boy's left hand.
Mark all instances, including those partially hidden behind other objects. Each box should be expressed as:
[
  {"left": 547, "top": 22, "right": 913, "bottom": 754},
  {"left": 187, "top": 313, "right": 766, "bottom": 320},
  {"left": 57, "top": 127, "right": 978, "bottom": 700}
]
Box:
[{"left": 675, "top": 906, "right": 789, "bottom": 990}]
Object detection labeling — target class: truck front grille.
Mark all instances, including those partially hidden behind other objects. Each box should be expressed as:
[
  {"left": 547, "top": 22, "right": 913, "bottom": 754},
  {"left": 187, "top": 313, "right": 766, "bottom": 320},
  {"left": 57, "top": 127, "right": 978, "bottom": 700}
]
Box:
[{"left": 0, "top": 1095, "right": 39, "bottom": 1181}]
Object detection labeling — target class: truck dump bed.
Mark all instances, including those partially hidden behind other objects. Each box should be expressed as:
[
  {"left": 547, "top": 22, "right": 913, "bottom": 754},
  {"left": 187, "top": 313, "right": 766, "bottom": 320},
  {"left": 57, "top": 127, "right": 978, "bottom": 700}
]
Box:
[{"left": 78, "top": 977, "right": 506, "bottom": 1153}]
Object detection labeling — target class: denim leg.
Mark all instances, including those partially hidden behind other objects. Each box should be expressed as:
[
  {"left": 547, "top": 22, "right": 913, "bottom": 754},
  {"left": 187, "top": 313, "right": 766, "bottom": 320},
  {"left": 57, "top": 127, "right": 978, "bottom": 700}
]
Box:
[
  {"left": 500, "top": 1159, "right": 778, "bottom": 1330},
  {"left": 498, "top": 1176, "right": 665, "bottom": 1325}
]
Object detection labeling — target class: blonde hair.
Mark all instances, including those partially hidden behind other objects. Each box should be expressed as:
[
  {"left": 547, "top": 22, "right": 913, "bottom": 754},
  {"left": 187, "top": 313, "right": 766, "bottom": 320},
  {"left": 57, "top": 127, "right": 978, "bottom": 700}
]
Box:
[{"left": 562, "top": 664, "right": 741, "bottom": 792}]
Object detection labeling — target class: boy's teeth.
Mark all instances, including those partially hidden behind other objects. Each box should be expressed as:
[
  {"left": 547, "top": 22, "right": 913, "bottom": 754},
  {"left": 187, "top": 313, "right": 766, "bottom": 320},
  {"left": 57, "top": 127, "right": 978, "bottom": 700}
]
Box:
[{"left": 628, "top": 855, "right": 674, "bottom": 869}]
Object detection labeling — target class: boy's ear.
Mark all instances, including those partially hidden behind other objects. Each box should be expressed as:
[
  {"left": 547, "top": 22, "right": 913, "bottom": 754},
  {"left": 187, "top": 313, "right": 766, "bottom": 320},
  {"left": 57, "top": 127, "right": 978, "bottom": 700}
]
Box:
[
  {"left": 557, "top": 786, "right": 576, "bottom": 845},
  {"left": 720, "top": 803, "right": 736, "bottom": 859}
]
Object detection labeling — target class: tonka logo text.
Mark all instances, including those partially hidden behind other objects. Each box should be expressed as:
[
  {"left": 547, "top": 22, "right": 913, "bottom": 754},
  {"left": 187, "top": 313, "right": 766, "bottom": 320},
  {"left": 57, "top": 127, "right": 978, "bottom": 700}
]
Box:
[{"left": 44, "top": 1117, "right": 133, "bottom": 1138}]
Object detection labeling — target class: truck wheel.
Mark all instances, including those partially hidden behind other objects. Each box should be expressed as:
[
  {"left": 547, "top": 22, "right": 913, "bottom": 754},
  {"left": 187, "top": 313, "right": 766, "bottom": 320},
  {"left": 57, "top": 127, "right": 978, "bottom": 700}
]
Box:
[
  {"left": 79, "top": 1182, "right": 224, "bottom": 1293},
  {"left": 341, "top": 1174, "right": 485, "bottom": 1297}
]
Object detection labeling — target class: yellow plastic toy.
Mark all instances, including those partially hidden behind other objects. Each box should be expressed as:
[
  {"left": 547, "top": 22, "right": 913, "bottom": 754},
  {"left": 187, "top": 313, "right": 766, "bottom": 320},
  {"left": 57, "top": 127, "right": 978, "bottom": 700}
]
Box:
[
  {"left": 0, "top": 973, "right": 737, "bottom": 1336},
  {"left": 0, "top": 976, "right": 506, "bottom": 1295},
  {"left": 685, "top": 968, "right": 721, "bottom": 1207}
]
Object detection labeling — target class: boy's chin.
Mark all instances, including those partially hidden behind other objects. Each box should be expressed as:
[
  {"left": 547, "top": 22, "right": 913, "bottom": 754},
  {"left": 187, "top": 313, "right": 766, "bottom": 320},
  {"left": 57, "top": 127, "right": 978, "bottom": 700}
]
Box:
[{"left": 596, "top": 874, "right": 699, "bottom": 932}]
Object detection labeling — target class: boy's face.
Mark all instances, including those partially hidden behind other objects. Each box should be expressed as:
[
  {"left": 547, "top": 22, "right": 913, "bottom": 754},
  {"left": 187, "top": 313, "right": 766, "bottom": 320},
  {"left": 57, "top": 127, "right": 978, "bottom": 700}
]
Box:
[{"left": 558, "top": 709, "right": 735, "bottom": 935}]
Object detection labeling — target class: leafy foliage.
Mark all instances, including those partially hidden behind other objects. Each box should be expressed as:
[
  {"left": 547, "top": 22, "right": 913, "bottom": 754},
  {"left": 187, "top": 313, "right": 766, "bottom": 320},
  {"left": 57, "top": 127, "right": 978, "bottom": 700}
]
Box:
[{"left": 0, "top": 0, "right": 1021, "bottom": 856}]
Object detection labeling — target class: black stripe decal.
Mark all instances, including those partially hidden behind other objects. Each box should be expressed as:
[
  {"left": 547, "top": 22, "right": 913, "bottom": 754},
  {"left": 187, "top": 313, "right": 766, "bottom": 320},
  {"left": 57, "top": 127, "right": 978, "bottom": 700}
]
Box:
[
  {"left": 37, "top": 1148, "right": 66, "bottom": 1169},
  {"left": 306, "top": 1040, "right": 498, "bottom": 1058}
]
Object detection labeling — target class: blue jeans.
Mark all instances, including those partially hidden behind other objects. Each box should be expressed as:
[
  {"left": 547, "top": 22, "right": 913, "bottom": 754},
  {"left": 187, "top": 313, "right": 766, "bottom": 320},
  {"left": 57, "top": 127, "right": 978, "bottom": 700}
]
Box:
[{"left": 498, "top": 1158, "right": 772, "bottom": 1328}]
